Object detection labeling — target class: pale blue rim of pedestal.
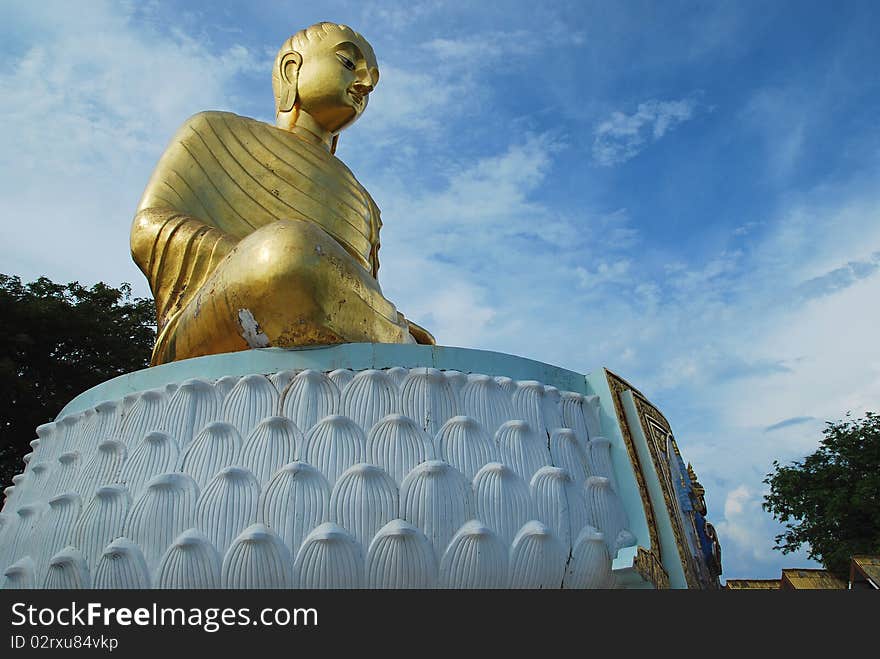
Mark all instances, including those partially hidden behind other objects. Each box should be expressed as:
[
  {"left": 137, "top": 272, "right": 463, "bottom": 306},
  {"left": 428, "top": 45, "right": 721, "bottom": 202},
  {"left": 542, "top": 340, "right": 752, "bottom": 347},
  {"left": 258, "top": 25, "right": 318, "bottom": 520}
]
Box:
[{"left": 58, "top": 343, "right": 592, "bottom": 418}]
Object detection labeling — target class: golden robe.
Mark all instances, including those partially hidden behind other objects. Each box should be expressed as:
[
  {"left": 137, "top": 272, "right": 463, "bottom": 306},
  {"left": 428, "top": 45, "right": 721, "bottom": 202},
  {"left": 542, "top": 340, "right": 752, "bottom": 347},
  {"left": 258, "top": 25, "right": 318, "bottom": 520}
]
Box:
[{"left": 131, "top": 111, "right": 427, "bottom": 364}]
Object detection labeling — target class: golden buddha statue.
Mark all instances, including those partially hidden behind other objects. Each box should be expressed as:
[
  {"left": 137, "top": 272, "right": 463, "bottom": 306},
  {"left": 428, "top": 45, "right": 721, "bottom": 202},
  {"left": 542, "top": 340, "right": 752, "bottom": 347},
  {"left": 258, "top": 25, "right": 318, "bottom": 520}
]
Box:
[{"left": 131, "top": 22, "right": 434, "bottom": 365}]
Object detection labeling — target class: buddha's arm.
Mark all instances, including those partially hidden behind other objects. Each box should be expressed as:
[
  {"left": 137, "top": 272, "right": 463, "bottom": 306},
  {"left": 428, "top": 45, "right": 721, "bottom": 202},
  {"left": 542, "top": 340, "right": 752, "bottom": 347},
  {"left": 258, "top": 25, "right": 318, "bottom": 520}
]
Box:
[
  {"left": 130, "top": 207, "right": 236, "bottom": 334},
  {"left": 130, "top": 112, "right": 245, "bottom": 333}
]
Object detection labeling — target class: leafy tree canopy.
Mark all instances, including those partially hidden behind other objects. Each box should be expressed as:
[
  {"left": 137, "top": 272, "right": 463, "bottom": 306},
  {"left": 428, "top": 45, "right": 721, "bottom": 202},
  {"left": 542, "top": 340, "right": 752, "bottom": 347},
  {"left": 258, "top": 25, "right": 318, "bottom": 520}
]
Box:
[
  {"left": 763, "top": 412, "right": 880, "bottom": 577},
  {"left": 0, "top": 274, "right": 155, "bottom": 487}
]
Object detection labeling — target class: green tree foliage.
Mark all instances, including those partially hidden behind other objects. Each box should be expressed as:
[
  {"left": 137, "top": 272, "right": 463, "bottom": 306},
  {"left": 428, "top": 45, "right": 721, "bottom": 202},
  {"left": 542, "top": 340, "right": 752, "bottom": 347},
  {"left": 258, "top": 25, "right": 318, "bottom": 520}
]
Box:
[
  {"left": 0, "top": 274, "right": 155, "bottom": 488},
  {"left": 763, "top": 412, "right": 880, "bottom": 577}
]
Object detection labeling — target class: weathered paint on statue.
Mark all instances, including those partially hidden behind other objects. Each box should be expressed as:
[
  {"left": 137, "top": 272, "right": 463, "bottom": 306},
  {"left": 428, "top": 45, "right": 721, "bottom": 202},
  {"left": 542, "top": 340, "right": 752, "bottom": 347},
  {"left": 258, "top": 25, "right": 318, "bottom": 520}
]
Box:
[{"left": 131, "top": 22, "right": 434, "bottom": 366}]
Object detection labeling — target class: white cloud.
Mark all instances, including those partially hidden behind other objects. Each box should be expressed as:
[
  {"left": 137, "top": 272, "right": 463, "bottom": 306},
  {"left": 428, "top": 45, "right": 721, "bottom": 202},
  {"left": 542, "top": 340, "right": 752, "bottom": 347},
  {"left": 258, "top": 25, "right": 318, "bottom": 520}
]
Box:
[
  {"left": 370, "top": 133, "right": 568, "bottom": 352},
  {"left": 358, "top": 1, "right": 444, "bottom": 31},
  {"left": 372, "top": 132, "right": 566, "bottom": 254},
  {"left": 592, "top": 97, "right": 699, "bottom": 166},
  {"left": 732, "top": 221, "right": 761, "bottom": 236},
  {"left": 381, "top": 253, "right": 498, "bottom": 348},
  {"left": 575, "top": 260, "right": 631, "bottom": 289},
  {"left": 713, "top": 484, "right": 818, "bottom": 579},
  {"left": 421, "top": 22, "right": 585, "bottom": 62},
  {"left": 348, "top": 21, "right": 583, "bottom": 160},
  {"left": 595, "top": 209, "right": 640, "bottom": 250},
  {"left": 726, "top": 272, "right": 880, "bottom": 430},
  {"left": 0, "top": 1, "right": 262, "bottom": 294},
  {"left": 353, "top": 62, "right": 465, "bottom": 146},
  {"left": 425, "top": 36, "right": 512, "bottom": 61}
]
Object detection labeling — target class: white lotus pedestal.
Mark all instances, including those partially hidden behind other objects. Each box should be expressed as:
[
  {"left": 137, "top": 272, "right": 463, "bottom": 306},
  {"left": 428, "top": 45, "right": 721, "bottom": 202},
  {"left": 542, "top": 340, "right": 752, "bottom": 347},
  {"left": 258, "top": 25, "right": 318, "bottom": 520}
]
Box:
[{"left": 0, "top": 344, "right": 719, "bottom": 589}]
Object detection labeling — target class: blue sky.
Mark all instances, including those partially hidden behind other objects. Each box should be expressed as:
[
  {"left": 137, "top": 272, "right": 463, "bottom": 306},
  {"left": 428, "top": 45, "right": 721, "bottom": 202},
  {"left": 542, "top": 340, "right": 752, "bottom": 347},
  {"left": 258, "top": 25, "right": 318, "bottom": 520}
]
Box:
[{"left": 2, "top": 0, "right": 879, "bottom": 581}]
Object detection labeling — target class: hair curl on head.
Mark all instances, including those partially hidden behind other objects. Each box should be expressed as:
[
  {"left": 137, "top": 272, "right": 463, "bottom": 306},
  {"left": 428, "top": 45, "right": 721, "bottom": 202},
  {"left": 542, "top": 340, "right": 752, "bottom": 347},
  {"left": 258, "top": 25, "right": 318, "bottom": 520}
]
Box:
[{"left": 272, "top": 22, "right": 376, "bottom": 115}]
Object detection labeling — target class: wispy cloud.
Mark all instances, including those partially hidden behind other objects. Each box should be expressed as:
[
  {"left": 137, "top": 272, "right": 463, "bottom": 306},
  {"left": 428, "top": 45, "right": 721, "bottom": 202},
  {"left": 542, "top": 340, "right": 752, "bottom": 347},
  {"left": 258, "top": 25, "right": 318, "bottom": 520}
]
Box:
[
  {"left": 424, "top": 32, "right": 529, "bottom": 61},
  {"left": 592, "top": 97, "right": 700, "bottom": 166},
  {"left": 743, "top": 86, "right": 809, "bottom": 181},
  {"left": 422, "top": 25, "right": 584, "bottom": 62},
  {"left": 359, "top": 0, "right": 445, "bottom": 31},
  {"left": 795, "top": 253, "right": 880, "bottom": 301},
  {"left": 714, "top": 359, "right": 793, "bottom": 381},
  {"left": 575, "top": 260, "right": 631, "bottom": 289},
  {"left": 765, "top": 416, "right": 816, "bottom": 432},
  {"left": 732, "top": 221, "right": 762, "bottom": 237},
  {"left": 371, "top": 132, "right": 569, "bottom": 347}
]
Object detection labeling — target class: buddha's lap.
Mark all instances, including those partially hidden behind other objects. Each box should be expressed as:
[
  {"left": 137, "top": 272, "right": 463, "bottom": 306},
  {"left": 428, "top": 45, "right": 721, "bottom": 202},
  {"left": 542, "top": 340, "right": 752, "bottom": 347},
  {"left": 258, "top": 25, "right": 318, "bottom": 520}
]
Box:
[
  {"left": 163, "top": 218, "right": 410, "bottom": 354},
  {"left": 214, "top": 219, "right": 394, "bottom": 313}
]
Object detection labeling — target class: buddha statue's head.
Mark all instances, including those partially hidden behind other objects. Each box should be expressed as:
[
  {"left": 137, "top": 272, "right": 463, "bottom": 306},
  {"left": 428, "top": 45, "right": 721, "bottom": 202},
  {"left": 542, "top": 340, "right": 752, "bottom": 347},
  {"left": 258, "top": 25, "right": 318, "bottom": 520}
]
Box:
[{"left": 273, "top": 22, "right": 379, "bottom": 151}]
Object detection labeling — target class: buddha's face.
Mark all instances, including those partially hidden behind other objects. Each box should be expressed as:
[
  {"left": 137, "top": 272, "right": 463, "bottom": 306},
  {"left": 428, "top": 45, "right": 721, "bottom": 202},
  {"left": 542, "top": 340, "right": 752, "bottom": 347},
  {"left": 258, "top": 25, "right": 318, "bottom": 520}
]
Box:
[{"left": 295, "top": 36, "right": 379, "bottom": 133}]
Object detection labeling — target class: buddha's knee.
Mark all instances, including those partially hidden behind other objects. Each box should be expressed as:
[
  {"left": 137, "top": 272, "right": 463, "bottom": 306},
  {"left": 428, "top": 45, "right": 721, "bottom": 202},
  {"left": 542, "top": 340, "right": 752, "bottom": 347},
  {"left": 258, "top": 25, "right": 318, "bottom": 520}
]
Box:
[
  {"left": 242, "top": 218, "right": 333, "bottom": 264},
  {"left": 221, "top": 219, "right": 401, "bottom": 343},
  {"left": 232, "top": 219, "right": 351, "bottom": 312}
]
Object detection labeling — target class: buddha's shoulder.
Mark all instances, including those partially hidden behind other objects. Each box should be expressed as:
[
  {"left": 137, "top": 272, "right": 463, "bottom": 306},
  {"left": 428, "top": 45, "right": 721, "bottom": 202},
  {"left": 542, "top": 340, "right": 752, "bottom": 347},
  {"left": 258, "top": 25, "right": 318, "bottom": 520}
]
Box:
[
  {"left": 165, "top": 112, "right": 376, "bottom": 203},
  {"left": 174, "top": 112, "right": 328, "bottom": 153},
  {"left": 166, "top": 111, "right": 295, "bottom": 157},
  {"left": 173, "top": 110, "right": 271, "bottom": 135}
]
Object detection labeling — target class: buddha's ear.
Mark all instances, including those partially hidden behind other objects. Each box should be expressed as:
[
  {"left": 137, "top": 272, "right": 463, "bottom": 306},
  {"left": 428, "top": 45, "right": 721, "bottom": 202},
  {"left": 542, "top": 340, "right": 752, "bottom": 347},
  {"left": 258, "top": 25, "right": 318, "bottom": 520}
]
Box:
[
  {"left": 330, "top": 134, "right": 339, "bottom": 154},
  {"left": 278, "top": 50, "right": 302, "bottom": 113}
]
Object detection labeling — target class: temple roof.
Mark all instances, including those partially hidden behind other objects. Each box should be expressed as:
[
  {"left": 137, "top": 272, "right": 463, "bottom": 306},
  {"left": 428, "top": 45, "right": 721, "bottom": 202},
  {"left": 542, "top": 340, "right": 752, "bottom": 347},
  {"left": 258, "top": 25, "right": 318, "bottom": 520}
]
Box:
[
  {"left": 724, "top": 579, "right": 781, "bottom": 590},
  {"left": 780, "top": 569, "right": 847, "bottom": 590},
  {"left": 850, "top": 556, "right": 880, "bottom": 589}
]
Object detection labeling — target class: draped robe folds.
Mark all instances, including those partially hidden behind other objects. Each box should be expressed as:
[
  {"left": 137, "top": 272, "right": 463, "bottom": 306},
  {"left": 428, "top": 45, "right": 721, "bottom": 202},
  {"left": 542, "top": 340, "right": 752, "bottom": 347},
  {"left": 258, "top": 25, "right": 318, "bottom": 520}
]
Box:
[{"left": 131, "top": 111, "right": 427, "bottom": 364}]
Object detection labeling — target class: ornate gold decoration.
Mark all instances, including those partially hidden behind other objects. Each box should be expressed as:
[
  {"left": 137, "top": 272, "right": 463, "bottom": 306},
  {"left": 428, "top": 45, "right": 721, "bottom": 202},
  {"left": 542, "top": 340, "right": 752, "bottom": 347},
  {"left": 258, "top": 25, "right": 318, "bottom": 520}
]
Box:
[
  {"left": 605, "top": 370, "right": 666, "bottom": 588},
  {"left": 131, "top": 22, "right": 434, "bottom": 365},
  {"left": 605, "top": 369, "right": 722, "bottom": 589},
  {"left": 633, "top": 547, "right": 670, "bottom": 590},
  {"left": 632, "top": 394, "right": 704, "bottom": 588}
]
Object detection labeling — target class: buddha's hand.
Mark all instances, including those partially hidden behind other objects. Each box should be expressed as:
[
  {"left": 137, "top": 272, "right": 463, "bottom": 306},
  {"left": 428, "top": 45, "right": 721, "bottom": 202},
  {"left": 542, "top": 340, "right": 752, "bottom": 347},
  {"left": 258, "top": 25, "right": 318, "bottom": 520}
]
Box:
[{"left": 405, "top": 318, "right": 435, "bottom": 345}]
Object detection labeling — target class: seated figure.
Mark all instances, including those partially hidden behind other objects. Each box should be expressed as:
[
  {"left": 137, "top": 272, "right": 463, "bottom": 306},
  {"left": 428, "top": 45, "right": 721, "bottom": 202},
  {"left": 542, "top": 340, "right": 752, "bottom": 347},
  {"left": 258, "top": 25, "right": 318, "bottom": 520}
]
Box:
[{"left": 131, "top": 22, "right": 434, "bottom": 365}]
